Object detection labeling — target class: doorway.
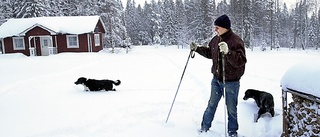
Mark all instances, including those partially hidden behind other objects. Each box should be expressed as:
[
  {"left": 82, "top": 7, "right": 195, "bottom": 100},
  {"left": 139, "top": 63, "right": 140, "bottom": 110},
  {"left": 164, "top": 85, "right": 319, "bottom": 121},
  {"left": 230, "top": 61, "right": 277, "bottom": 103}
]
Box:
[{"left": 40, "top": 37, "right": 51, "bottom": 56}]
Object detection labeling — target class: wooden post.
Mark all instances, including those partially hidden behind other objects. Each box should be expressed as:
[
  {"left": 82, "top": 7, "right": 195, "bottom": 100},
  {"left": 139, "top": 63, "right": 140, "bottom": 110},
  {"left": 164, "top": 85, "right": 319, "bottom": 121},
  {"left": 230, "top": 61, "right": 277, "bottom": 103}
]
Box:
[
  {"left": 281, "top": 89, "right": 288, "bottom": 137},
  {"left": 28, "top": 36, "right": 36, "bottom": 56}
]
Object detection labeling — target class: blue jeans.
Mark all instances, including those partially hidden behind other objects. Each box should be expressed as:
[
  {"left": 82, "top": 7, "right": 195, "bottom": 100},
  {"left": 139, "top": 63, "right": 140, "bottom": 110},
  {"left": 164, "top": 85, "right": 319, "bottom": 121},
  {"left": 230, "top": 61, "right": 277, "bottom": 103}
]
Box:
[{"left": 201, "top": 76, "right": 239, "bottom": 133}]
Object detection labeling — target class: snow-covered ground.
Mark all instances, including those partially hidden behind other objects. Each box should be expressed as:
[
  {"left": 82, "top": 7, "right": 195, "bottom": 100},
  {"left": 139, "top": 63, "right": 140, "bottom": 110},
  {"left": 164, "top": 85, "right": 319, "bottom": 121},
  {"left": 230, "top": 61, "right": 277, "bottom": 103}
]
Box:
[{"left": 0, "top": 46, "right": 319, "bottom": 137}]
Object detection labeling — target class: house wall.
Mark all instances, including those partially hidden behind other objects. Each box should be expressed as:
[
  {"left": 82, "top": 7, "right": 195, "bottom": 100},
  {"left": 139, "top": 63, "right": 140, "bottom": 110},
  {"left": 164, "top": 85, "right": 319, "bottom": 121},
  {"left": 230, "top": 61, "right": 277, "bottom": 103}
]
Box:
[
  {"left": 26, "top": 26, "right": 52, "bottom": 56},
  {"left": 56, "top": 34, "right": 87, "bottom": 53},
  {"left": 96, "top": 20, "right": 106, "bottom": 33},
  {"left": 57, "top": 33, "right": 102, "bottom": 53},
  {"left": 2, "top": 26, "right": 53, "bottom": 56},
  {"left": 3, "top": 37, "right": 30, "bottom": 56},
  {"left": 26, "top": 26, "right": 51, "bottom": 36},
  {"left": 91, "top": 33, "right": 103, "bottom": 52},
  {"left": 2, "top": 19, "right": 105, "bottom": 56},
  {"left": 3, "top": 33, "right": 103, "bottom": 56},
  {"left": 95, "top": 20, "right": 105, "bottom": 48}
]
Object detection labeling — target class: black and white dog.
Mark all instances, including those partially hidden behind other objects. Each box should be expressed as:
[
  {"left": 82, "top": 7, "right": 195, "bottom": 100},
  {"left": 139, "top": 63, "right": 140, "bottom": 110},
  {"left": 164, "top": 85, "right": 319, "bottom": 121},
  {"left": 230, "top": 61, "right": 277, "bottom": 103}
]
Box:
[
  {"left": 74, "top": 77, "right": 121, "bottom": 91},
  {"left": 243, "top": 89, "right": 275, "bottom": 122}
]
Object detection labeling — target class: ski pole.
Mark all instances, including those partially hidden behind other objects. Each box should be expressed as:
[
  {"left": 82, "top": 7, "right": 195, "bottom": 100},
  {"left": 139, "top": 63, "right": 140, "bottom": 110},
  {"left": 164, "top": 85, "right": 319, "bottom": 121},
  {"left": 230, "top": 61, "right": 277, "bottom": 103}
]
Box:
[
  {"left": 221, "top": 53, "right": 227, "bottom": 137},
  {"left": 165, "top": 50, "right": 195, "bottom": 123}
]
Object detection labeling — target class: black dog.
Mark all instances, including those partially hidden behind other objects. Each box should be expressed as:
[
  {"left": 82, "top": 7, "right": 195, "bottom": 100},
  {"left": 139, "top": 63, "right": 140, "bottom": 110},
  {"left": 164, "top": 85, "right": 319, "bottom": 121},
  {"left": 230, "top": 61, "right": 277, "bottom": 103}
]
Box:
[
  {"left": 243, "top": 89, "right": 275, "bottom": 122},
  {"left": 74, "top": 77, "right": 121, "bottom": 91}
]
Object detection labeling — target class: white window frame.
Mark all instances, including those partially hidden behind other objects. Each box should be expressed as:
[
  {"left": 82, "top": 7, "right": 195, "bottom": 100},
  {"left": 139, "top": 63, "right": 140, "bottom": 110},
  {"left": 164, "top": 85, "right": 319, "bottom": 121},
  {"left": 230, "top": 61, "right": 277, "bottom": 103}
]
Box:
[
  {"left": 13, "top": 37, "right": 25, "bottom": 50},
  {"left": 66, "top": 35, "right": 79, "bottom": 48},
  {"left": 94, "top": 34, "right": 100, "bottom": 46},
  {"left": 0, "top": 39, "right": 4, "bottom": 53}
]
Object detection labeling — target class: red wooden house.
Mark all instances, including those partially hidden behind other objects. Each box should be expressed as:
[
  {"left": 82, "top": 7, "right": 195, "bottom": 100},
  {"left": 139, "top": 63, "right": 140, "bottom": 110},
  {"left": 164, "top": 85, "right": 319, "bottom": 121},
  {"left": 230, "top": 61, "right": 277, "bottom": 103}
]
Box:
[{"left": 0, "top": 16, "right": 106, "bottom": 56}]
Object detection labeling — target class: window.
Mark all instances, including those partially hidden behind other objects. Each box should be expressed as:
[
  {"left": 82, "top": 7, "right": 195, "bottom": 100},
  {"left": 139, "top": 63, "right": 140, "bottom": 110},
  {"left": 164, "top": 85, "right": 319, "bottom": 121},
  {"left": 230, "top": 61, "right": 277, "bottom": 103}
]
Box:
[
  {"left": 94, "top": 34, "right": 100, "bottom": 46},
  {"left": 67, "top": 35, "right": 79, "bottom": 48},
  {"left": 13, "top": 37, "right": 25, "bottom": 50},
  {"left": 43, "top": 39, "right": 48, "bottom": 47}
]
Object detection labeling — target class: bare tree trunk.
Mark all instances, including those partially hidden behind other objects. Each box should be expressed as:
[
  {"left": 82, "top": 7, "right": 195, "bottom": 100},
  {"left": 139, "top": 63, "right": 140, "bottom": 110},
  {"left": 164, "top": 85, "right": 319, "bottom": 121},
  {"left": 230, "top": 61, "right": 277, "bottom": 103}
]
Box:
[{"left": 293, "top": 21, "right": 297, "bottom": 49}]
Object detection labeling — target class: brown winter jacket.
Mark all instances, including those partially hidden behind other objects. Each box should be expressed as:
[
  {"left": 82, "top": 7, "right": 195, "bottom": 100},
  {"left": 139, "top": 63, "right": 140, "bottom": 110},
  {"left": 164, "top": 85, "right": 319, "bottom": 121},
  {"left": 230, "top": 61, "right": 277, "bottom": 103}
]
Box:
[{"left": 195, "top": 30, "right": 246, "bottom": 81}]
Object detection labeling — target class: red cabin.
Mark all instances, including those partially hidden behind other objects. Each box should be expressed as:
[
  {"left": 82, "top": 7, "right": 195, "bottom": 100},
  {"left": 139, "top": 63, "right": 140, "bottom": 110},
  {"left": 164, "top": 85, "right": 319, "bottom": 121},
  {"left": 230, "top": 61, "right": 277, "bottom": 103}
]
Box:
[{"left": 0, "top": 16, "right": 106, "bottom": 56}]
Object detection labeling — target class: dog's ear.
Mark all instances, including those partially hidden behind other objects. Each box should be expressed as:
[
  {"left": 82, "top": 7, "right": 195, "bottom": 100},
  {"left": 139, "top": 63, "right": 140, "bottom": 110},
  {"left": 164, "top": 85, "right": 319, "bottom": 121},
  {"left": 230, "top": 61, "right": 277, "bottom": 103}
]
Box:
[{"left": 79, "top": 77, "right": 87, "bottom": 81}]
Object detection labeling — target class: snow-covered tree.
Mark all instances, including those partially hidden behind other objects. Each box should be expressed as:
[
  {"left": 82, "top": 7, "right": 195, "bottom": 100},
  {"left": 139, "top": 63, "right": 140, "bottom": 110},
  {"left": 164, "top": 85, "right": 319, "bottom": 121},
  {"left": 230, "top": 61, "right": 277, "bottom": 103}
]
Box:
[
  {"left": 1, "top": 0, "right": 29, "bottom": 18},
  {"left": 98, "top": 0, "right": 127, "bottom": 52},
  {"left": 136, "top": 4, "right": 152, "bottom": 45},
  {"left": 125, "top": 0, "right": 140, "bottom": 45},
  {"left": 216, "top": 0, "right": 230, "bottom": 16},
  {"left": 23, "top": 0, "right": 49, "bottom": 18},
  {"left": 277, "top": 3, "right": 291, "bottom": 48},
  {"left": 242, "top": 0, "right": 254, "bottom": 49},
  {"left": 175, "top": 0, "right": 188, "bottom": 48},
  {"left": 251, "top": 0, "right": 271, "bottom": 49},
  {"left": 185, "top": 0, "right": 201, "bottom": 43},
  {"left": 317, "top": 9, "right": 320, "bottom": 50},
  {"left": 161, "top": 0, "right": 177, "bottom": 45},
  {"left": 0, "top": 0, "right": 319, "bottom": 50},
  {"left": 201, "top": 0, "right": 216, "bottom": 42},
  {"left": 0, "top": 1, "right": 8, "bottom": 24},
  {"left": 230, "top": 0, "right": 243, "bottom": 35},
  {"left": 291, "top": 0, "right": 309, "bottom": 50},
  {"left": 308, "top": 12, "right": 318, "bottom": 49},
  {"left": 149, "top": 0, "right": 162, "bottom": 45}
]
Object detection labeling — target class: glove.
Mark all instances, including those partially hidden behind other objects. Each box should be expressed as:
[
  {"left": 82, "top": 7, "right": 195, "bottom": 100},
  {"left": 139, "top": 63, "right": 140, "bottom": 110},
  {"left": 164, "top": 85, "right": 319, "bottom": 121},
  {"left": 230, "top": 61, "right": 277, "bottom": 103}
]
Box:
[
  {"left": 190, "top": 42, "right": 198, "bottom": 51},
  {"left": 218, "top": 42, "right": 229, "bottom": 54}
]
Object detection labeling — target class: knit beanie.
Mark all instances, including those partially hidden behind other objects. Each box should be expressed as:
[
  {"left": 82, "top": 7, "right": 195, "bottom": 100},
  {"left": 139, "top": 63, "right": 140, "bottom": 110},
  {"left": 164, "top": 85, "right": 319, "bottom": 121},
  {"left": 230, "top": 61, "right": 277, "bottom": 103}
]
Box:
[{"left": 214, "top": 14, "right": 231, "bottom": 29}]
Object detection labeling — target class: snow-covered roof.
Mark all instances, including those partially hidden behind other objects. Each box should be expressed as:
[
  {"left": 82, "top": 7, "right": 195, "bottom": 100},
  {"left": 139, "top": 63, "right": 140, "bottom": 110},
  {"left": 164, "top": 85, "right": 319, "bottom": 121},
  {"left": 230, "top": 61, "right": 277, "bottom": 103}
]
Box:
[
  {"left": 0, "top": 16, "right": 104, "bottom": 38},
  {"left": 281, "top": 61, "right": 320, "bottom": 98}
]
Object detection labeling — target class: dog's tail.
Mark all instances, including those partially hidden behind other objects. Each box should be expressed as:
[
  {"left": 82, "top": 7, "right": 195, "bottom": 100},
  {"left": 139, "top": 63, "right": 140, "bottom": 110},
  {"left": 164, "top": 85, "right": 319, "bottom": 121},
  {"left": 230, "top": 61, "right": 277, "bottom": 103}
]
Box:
[{"left": 113, "top": 80, "right": 121, "bottom": 86}]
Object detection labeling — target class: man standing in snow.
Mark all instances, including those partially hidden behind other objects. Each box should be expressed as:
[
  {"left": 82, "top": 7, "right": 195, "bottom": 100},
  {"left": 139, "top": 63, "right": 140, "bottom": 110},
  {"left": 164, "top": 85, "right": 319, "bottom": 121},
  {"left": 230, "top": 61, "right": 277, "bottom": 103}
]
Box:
[{"left": 190, "top": 14, "right": 246, "bottom": 137}]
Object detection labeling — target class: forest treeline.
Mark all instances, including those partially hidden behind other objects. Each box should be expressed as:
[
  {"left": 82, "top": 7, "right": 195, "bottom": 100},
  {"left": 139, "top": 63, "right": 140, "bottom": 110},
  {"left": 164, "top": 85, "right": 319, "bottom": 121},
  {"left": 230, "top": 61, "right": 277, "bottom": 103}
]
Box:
[{"left": 0, "top": 0, "right": 319, "bottom": 50}]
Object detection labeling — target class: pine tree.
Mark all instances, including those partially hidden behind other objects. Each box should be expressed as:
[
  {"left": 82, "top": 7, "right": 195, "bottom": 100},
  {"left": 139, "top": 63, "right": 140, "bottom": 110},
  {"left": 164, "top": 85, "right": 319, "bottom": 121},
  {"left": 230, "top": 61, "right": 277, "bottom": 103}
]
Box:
[
  {"left": 0, "top": 0, "right": 319, "bottom": 50},
  {"left": 242, "top": 0, "right": 253, "bottom": 49},
  {"left": 24, "top": 0, "right": 50, "bottom": 18},
  {"left": 0, "top": 1, "right": 9, "bottom": 24},
  {"left": 2, "top": 0, "right": 29, "bottom": 18},
  {"left": 161, "top": 0, "right": 177, "bottom": 45},
  {"left": 216, "top": 0, "right": 230, "bottom": 16},
  {"left": 277, "top": 3, "right": 291, "bottom": 48},
  {"left": 136, "top": 4, "right": 152, "bottom": 45},
  {"left": 230, "top": 0, "right": 243, "bottom": 35},
  {"left": 185, "top": 0, "right": 201, "bottom": 43},
  {"left": 291, "top": 0, "right": 308, "bottom": 50},
  {"left": 125, "top": 0, "right": 140, "bottom": 45},
  {"left": 317, "top": 9, "right": 320, "bottom": 50},
  {"left": 201, "top": 0, "right": 215, "bottom": 42},
  {"left": 309, "top": 12, "right": 318, "bottom": 49},
  {"left": 149, "top": 0, "right": 162, "bottom": 45},
  {"left": 141, "top": 2, "right": 154, "bottom": 45},
  {"left": 175, "top": 0, "right": 188, "bottom": 48},
  {"left": 99, "top": 0, "right": 127, "bottom": 52},
  {"left": 252, "top": 0, "right": 269, "bottom": 49}
]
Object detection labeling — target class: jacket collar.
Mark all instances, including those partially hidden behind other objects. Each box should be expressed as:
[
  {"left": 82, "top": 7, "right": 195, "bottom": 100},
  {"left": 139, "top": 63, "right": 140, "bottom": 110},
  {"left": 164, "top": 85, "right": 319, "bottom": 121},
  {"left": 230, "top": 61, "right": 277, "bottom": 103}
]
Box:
[{"left": 219, "top": 29, "right": 232, "bottom": 41}]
